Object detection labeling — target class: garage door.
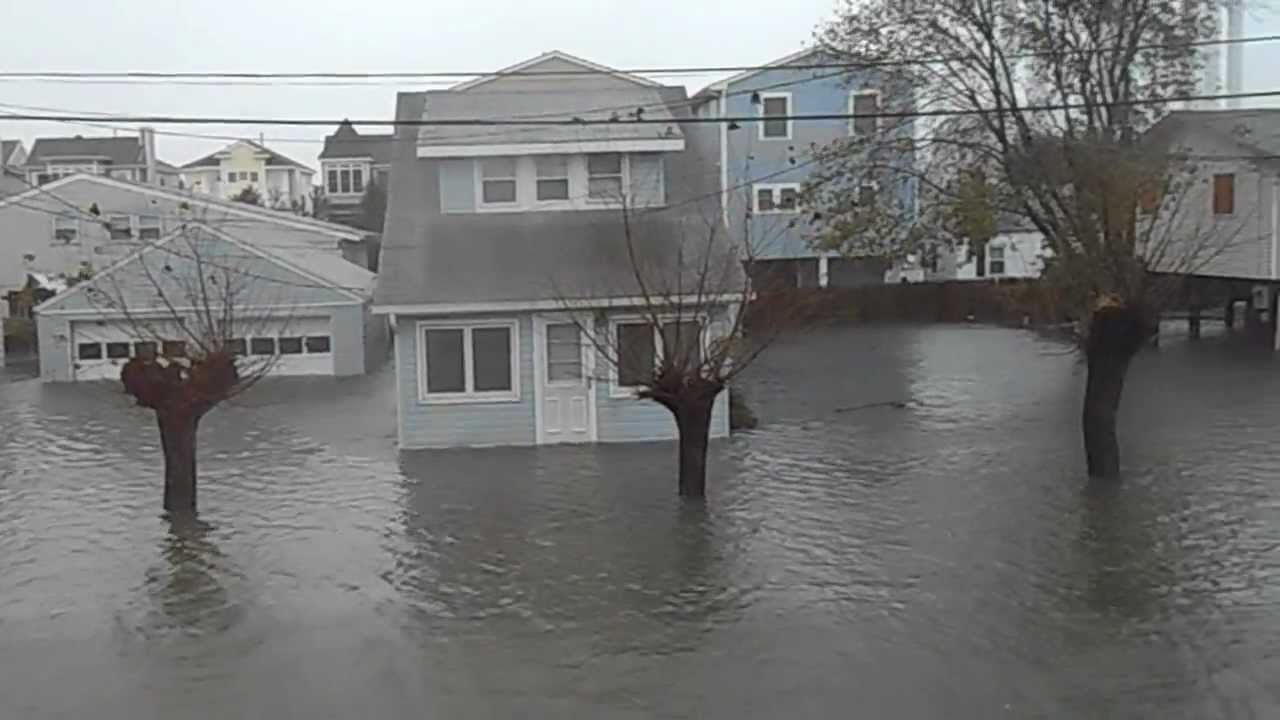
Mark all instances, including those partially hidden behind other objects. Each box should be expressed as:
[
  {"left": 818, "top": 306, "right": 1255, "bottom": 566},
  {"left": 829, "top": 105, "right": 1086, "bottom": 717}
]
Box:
[{"left": 70, "top": 315, "right": 335, "bottom": 381}]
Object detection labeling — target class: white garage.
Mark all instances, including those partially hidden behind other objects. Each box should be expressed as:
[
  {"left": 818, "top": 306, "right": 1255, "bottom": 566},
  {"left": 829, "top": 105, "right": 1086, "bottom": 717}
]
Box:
[{"left": 35, "top": 224, "right": 380, "bottom": 383}]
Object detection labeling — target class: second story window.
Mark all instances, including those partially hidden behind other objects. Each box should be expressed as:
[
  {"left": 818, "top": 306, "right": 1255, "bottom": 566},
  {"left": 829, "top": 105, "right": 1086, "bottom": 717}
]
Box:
[
  {"left": 536, "top": 155, "right": 570, "bottom": 201},
  {"left": 1213, "top": 173, "right": 1235, "bottom": 215},
  {"left": 759, "top": 93, "right": 792, "bottom": 140},
  {"left": 53, "top": 215, "right": 79, "bottom": 245},
  {"left": 754, "top": 184, "right": 800, "bottom": 214},
  {"left": 326, "top": 163, "right": 366, "bottom": 194},
  {"left": 106, "top": 214, "right": 132, "bottom": 241},
  {"left": 850, "top": 90, "right": 880, "bottom": 137},
  {"left": 481, "top": 157, "right": 518, "bottom": 205},
  {"left": 989, "top": 245, "right": 1006, "bottom": 276},
  {"left": 587, "top": 153, "right": 623, "bottom": 201},
  {"left": 137, "top": 214, "right": 162, "bottom": 241}
]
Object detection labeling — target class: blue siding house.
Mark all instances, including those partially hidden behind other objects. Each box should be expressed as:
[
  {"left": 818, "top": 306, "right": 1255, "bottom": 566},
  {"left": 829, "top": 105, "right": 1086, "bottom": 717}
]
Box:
[
  {"left": 693, "top": 48, "right": 917, "bottom": 288},
  {"left": 375, "top": 52, "right": 736, "bottom": 449}
]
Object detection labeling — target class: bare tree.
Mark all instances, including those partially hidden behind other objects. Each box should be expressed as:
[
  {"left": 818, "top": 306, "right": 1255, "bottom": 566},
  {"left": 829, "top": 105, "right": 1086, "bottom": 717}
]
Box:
[
  {"left": 556, "top": 202, "right": 808, "bottom": 498},
  {"left": 78, "top": 222, "right": 289, "bottom": 516},
  {"left": 807, "top": 0, "right": 1244, "bottom": 478}
]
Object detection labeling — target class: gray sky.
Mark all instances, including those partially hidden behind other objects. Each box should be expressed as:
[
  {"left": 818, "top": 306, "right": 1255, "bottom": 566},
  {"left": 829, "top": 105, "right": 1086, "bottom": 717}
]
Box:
[
  {"left": 0, "top": 0, "right": 837, "bottom": 170},
  {"left": 1, "top": 0, "right": 1277, "bottom": 174}
]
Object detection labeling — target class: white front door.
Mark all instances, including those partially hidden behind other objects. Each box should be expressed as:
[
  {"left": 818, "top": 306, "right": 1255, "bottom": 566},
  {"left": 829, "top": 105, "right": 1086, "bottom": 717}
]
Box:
[{"left": 535, "top": 317, "right": 595, "bottom": 444}]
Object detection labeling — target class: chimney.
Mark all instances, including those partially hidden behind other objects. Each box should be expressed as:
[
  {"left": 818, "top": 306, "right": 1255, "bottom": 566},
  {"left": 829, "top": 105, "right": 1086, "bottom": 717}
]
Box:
[{"left": 140, "top": 127, "right": 157, "bottom": 185}]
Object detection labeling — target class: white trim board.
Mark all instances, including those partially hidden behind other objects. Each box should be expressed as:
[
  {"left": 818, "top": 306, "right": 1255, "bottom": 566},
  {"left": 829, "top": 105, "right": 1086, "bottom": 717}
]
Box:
[
  {"left": 414, "top": 318, "right": 522, "bottom": 405},
  {"left": 532, "top": 313, "right": 598, "bottom": 445},
  {"left": 417, "top": 138, "right": 684, "bottom": 159},
  {"left": 373, "top": 293, "right": 746, "bottom": 316}
]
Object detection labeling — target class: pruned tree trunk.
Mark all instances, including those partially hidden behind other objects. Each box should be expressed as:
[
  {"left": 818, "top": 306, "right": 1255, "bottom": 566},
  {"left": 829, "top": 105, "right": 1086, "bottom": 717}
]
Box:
[
  {"left": 1082, "top": 306, "right": 1152, "bottom": 479},
  {"left": 157, "top": 411, "right": 200, "bottom": 516},
  {"left": 674, "top": 397, "right": 715, "bottom": 498}
]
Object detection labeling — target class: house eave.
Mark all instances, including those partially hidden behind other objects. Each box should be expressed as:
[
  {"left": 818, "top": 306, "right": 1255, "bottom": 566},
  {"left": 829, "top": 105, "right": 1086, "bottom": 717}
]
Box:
[
  {"left": 416, "top": 138, "right": 685, "bottom": 159},
  {"left": 372, "top": 293, "right": 745, "bottom": 316}
]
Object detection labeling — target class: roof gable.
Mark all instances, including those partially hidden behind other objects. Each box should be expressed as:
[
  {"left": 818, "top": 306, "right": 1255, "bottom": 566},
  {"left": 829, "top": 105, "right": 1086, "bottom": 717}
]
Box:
[
  {"left": 452, "top": 51, "right": 660, "bottom": 92},
  {"left": 0, "top": 173, "right": 364, "bottom": 239},
  {"left": 181, "top": 139, "right": 312, "bottom": 171},
  {"left": 36, "top": 224, "right": 368, "bottom": 315},
  {"left": 698, "top": 47, "right": 831, "bottom": 95},
  {"left": 27, "top": 136, "right": 144, "bottom": 166}
]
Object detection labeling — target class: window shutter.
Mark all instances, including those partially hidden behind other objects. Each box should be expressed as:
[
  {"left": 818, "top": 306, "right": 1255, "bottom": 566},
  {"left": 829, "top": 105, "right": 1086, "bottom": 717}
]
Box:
[{"left": 1213, "top": 173, "right": 1235, "bottom": 215}]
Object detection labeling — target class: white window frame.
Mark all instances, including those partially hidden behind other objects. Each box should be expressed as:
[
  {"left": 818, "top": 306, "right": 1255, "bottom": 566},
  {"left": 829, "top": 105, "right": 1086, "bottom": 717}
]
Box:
[
  {"left": 849, "top": 89, "right": 881, "bottom": 137},
  {"left": 52, "top": 215, "right": 80, "bottom": 245},
  {"left": 586, "top": 153, "right": 627, "bottom": 203},
  {"left": 607, "top": 314, "right": 708, "bottom": 398},
  {"left": 105, "top": 214, "right": 133, "bottom": 241},
  {"left": 325, "top": 162, "right": 367, "bottom": 196},
  {"left": 988, "top": 244, "right": 1007, "bottom": 276},
  {"left": 137, "top": 214, "right": 162, "bottom": 241},
  {"left": 476, "top": 157, "right": 520, "bottom": 208},
  {"left": 758, "top": 92, "right": 793, "bottom": 141},
  {"left": 753, "top": 183, "right": 802, "bottom": 214},
  {"left": 416, "top": 319, "right": 521, "bottom": 404},
  {"left": 534, "top": 154, "right": 572, "bottom": 205}
]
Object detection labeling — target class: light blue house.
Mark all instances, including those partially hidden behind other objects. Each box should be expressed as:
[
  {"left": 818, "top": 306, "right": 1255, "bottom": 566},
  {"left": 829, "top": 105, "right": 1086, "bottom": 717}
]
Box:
[
  {"left": 692, "top": 48, "right": 917, "bottom": 288},
  {"left": 375, "top": 52, "right": 738, "bottom": 449}
]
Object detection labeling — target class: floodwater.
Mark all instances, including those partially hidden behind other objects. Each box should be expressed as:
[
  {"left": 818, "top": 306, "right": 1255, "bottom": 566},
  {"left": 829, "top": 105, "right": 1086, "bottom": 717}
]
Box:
[{"left": 2, "top": 324, "right": 1279, "bottom": 718}]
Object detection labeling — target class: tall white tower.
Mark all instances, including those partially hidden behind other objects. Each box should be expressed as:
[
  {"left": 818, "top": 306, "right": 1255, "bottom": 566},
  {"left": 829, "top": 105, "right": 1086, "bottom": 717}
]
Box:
[{"left": 1199, "top": 0, "right": 1245, "bottom": 108}]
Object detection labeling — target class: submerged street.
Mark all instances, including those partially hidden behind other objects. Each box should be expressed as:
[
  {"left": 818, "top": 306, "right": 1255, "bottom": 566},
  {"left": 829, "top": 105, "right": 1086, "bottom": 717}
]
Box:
[{"left": 2, "top": 324, "right": 1279, "bottom": 718}]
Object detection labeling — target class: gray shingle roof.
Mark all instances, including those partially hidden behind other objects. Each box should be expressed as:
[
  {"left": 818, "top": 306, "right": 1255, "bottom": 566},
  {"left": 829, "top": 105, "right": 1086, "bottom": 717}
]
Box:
[
  {"left": 181, "top": 140, "right": 313, "bottom": 170},
  {"left": 26, "top": 136, "right": 145, "bottom": 165},
  {"left": 415, "top": 86, "right": 684, "bottom": 149},
  {"left": 1, "top": 140, "right": 21, "bottom": 164},
  {"left": 1150, "top": 109, "right": 1280, "bottom": 157},
  {"left": 320, "top": 121, "right": 395, "bottom": 163},
  {"left": 376, "top": 87, "right": 741, "bottom": 309}
]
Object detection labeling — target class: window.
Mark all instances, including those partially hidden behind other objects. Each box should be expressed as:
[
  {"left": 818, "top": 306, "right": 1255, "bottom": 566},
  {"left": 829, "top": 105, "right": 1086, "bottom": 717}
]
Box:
[
  {"left": 305, "top": 336, "right": 331, "bottom": 354},
  {"left": 850, "top": 91, "right": 880, "bottom": 136},
  {"left": 106, "top": 342, "right": 131, "bottom": 360},
  {"left": 326, "top": 163, "right": 366, "bottom": 194},
  {"left": 162, "top": 340, "right": 186, "bottom": 358},
  {"left": 759, "top": 93, "right": 792, "bottom": 140},
  {"left": 1213, "top": 173, "right": 1235, "bottom": 215},
  {"left": 989, "top": 245, "right": 1006, "bottom": 276},
  {"left": 418, "top": 322, "right": 519, "bottom": 402},
  {"left": 858, "top": 183, "right": 878, "bottom": 207},
  {"left": 137, "top": 215, "right": 161, "bottom": 241},
  {"left": 250, "top": 337, "right": 276, "bottom": 356},
  {"left": 225, "top": 171, "right": 234, "bottom": 182},
  {"left": 278, "top": 337, "right": 303, "bottom": 355},
  {"left": 133, "top": 341, "right": 157, "bottom": 360},
  {"left": 37, "top": 173, "right": 55, "bottom": 186},
  {"left": 227, "top": 338, "right": 247, "bottom": 356},
  {"left": 53, "top": 216, "right": 79, "bottom": 244},
  {"left": 587, "top": 153, "right": 624, "bottom": 200},
  {"left": 480, "top": 157, "right": 518, "bottom": 204},
  {"left": 77, "top": 343, "right": 103, "bottom": 360},
  {"left": 536, "top": 155, "right": 570, "bottom": 201},
  {"left": 661, "top": 320, "right": 703, "bottom": 369},
  {"left": 250, "top": 171, "right": 259, "bottom": 183},
  {"left": 106, "top": 214, "right": 132, "bottom": 241},
  {"left": 629, "top": 154, "right": 665, "bottom": 206},
  {"left": 546, "top": 323, "right": 582, "bottom": 382},
  {"left": 753, "top": 184, "right": 800, "bottom": 213},
  {"left": 616, "top": 322, "right": 656, "bottom": 388}
]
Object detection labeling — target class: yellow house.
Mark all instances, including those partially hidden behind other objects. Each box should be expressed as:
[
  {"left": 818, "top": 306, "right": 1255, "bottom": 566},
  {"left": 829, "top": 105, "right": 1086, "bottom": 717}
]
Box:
[{"left": 181, "top": 140, "right": 314, "bottom": 212}]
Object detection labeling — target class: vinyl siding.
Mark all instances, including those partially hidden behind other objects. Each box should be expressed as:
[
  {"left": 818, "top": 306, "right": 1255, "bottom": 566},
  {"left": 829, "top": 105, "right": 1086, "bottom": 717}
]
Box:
[
  {"left": 595, "top": 382, "right": 729, "bottom": 442},
  {"left": 395, "top": 313, "right": 537, "bottom": 448}
]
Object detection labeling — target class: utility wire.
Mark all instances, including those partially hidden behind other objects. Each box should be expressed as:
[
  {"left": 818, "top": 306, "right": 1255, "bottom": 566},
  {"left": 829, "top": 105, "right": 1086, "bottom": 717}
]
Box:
[
  {"left": 1, "top": 90, "right": 1278, "bottom": 127},
  {"left": 2, "top": 33, "right": 1276, "bottom": 81}
]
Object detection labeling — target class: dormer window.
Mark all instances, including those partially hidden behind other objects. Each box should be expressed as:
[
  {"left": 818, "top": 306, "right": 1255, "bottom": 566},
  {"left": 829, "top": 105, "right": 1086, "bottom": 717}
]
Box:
[
  {"left": 535, "top": 155, "right": 570, "bottom": 201},
  {"left": 481, "top": 157, "right": 518, "bottom": 205},
  {"left": 587, "top": 154, "right": 623, "bottom": 201}
]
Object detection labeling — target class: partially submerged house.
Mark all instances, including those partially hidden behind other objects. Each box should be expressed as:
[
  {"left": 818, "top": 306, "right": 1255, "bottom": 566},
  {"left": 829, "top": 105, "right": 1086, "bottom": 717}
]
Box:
[
  {"left": 33, "top": 224, "right": 382, "bottom": 382},
  {"left": 375, "top": 51, "right": 738, "bottom": 449},
  {"left": 692, "top": 47, "right": 916, "bottom": 288}
]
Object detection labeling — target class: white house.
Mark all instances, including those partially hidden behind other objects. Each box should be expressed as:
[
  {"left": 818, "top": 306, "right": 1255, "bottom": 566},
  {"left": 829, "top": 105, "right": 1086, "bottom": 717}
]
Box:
[{"left": 181, "top": 140, "right": 315, "bottom": 212}]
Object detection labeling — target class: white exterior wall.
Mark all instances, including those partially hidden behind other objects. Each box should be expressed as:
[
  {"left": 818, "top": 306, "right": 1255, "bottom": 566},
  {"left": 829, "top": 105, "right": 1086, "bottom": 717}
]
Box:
[
  {"left": 953, "top": 232, "right": 1047, "bottom": 280},
  {"left": 1154, "top": 160, "right": 1277, "bottom": 280}
]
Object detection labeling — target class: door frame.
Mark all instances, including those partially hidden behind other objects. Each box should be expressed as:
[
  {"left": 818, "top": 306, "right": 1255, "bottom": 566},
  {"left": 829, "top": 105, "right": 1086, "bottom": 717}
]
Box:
[{"left": 532, "top": 313, "right": 598, "bottom": 445}]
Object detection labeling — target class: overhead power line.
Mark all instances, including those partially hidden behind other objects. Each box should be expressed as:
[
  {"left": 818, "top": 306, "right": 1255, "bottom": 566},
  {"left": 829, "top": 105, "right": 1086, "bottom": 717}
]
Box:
[
  {"left": 1, "top": 90, "right": 1278, "bottom": 127},
  {"left": 1, "top": 34, "right": 1277, "bottom": 82}
]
